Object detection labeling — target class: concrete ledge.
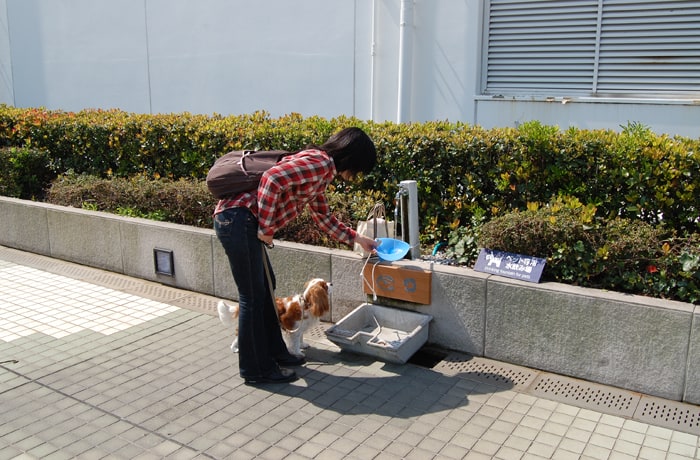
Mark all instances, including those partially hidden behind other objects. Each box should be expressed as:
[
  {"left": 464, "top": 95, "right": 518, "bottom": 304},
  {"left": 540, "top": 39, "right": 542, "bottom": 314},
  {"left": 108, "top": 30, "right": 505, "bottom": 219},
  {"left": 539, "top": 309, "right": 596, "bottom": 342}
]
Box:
[
  {"left": 0, "top": 198, "right": 52, "bottom": 255},
  {"left": 485, "top": 279, "right": 695, "bottom": 401},
  {"left": 1, "top": 196, "right": 698, "bottom": 404},
  {"left": 47, "top": 205, "right": 125, "bottom": 273},
  {"left": 687, "top": 308, "right": 700, "bottom": 403}
]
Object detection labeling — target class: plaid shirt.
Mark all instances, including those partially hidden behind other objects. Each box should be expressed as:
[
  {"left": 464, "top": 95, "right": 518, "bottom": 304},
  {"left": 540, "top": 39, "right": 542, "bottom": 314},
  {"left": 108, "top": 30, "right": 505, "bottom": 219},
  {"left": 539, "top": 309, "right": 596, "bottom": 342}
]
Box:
[{"left": 214, "top": 149, "right": 356, "bottom": 246}]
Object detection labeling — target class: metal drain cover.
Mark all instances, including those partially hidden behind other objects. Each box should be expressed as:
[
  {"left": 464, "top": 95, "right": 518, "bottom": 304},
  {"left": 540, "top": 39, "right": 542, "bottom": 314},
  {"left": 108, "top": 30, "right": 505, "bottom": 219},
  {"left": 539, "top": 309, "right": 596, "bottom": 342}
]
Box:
[
  {"left": 85, "top": 272, "right": 145, "bottom": 291},
  {"left": 433, "top": 354, "right": 538, "bottom": 390},
  {"left": 634, "top": 395, "right": 700, "bottom": 435},
  {"left": 122, "top": 283, "right": 187, "bottom": 301},
  {"left": 309, "top": 323, "right": 331, "bottom": 340},
  {"left": 530, "top": 374, "right": 639, "bottom": 418},
  {"left": 170, "top": 294, "right": 222, "bottom": 315}
]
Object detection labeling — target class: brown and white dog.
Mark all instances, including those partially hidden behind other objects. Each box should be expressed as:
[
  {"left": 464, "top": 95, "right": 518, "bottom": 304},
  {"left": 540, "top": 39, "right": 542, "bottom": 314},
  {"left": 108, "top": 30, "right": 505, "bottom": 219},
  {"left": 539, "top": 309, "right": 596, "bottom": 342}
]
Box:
[{"left": 217, "top": 278, "right": 331, "bottom": 357}]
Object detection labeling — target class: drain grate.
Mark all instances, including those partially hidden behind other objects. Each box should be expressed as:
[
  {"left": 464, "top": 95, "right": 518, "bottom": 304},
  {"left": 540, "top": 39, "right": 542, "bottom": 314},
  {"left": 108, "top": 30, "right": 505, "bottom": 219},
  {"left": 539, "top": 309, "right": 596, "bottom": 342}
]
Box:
[
  {"left": 634, "top": 395, "right": 700, "bottom": 435},
  {"left": 434, "top": 354, "right": 538, "bottom": 389},
  {"left": 85, "top": 272, "right": 145, "bottom": 291},
  {"left": 170, "top": 295, "right": 220, "bottom": 315},
  {"left": 309, "top": 323, "right": 333, "bottom": 341},
  {"left": 530, "top": 374, "right": 639, "bottom": 418},
  {"left": 0, "top": 247, "right": 58, "bottom": 271},
  {"left": 121, "top": 283, "right": 191, "bottom": 302}
]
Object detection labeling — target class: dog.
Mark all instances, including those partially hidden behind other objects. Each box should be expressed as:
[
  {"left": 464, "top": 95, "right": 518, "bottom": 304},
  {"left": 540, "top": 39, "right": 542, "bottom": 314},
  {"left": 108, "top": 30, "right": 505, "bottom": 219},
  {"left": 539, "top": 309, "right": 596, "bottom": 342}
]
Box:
[
  {"left": 217, "top": 278, "right": 331, "bottom": 357},
  {"left": 486, "top": 253, "right": 502, "bottom": 268}
]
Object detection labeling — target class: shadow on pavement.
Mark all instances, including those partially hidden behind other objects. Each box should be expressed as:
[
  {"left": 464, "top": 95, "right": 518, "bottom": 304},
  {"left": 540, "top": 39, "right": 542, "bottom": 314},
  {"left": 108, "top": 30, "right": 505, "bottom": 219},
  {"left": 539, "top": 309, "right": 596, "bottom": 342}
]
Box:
[{"left": 245, "top": 346, "right": 515, "bottom": 420}]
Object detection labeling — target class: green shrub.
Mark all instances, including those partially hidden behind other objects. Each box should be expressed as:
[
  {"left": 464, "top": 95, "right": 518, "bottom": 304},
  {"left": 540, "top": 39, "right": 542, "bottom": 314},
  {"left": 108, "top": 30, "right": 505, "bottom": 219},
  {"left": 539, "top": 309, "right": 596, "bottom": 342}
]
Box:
[
  {"left": 645, "top": 233, "right": 700, "bottom": 304},
  {"left": 2, "top": 107, "right": 699, "bottom": 241},
  {"left": 0, "top": 146, "right": 55, "bottom": 199},
  {"left": 45, "top": 173, "right": 379, "bottom": 247},
  {"left": 46, "top": 173, "right": 216, "bottom": 228},
  {"left": 475, "top": 195, "right": 697, "bottom": 303},
  {"left": 442, "top": 209, "right": 487, "bottom": 266},
  {"left": 478, "top": 196, "right": 597, "bottom": 283}
]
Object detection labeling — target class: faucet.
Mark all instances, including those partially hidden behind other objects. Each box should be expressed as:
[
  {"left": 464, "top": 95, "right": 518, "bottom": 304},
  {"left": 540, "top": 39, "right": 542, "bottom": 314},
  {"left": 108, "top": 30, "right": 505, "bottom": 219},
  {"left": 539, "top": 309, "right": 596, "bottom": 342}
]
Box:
[{"left": 394, "top": 186, "right": 408, "bottom": 240}]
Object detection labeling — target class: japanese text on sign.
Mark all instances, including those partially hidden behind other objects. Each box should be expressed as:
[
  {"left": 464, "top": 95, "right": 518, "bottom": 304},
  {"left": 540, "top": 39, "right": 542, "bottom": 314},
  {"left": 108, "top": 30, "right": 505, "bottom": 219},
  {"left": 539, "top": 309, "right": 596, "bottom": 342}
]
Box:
[{"left": 473, "top": 248, "right": 546, "bottom": 283}]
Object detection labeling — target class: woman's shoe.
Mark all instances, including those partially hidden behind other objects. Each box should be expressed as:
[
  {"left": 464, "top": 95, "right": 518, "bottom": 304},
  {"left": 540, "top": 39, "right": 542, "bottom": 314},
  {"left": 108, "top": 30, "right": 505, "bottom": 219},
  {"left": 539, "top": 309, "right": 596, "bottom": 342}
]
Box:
[
  {"left": 244, "top": 367, "right": 297, "bottom": 385},
  {"left": 276, "top": 354, "right": 306, "bottom": 366}
]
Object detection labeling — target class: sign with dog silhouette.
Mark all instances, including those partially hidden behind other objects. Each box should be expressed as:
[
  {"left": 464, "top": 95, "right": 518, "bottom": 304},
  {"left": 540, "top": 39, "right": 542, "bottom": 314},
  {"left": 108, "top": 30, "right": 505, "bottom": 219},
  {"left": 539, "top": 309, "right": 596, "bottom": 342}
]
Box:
[{"left": 474, "top": 248, "right": 546, "bottom": 283}]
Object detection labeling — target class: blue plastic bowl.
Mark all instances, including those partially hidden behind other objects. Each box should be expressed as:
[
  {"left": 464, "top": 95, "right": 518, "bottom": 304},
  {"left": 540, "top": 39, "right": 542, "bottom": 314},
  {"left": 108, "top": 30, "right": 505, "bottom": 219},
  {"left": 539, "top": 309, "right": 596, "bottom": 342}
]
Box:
[{"left": 375, "top": 238, "right": 410, "bottom": 261}]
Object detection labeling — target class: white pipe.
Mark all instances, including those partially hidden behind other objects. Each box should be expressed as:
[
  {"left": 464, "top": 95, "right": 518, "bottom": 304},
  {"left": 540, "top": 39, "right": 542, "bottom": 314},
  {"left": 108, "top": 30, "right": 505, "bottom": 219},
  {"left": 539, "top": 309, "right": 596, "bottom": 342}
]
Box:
[
  {"left": 397, "top": 0, "right": 413, "bottom": 123},
  {"left": 400, "top": 180, "right": 420, "bottom": 259},
  {"left": 370, "top": 0, "right": 376, "bottom": 120}
]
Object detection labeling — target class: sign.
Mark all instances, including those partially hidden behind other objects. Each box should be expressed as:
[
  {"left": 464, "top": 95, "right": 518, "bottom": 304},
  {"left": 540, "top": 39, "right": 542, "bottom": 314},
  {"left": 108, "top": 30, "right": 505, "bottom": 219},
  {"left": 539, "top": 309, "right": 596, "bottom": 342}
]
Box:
[
  {"left": 362, "top": 263, "right": 432, "bottom": 304},
  {"left": 473, "top": 248, "right": 546, "bottom": 283}
]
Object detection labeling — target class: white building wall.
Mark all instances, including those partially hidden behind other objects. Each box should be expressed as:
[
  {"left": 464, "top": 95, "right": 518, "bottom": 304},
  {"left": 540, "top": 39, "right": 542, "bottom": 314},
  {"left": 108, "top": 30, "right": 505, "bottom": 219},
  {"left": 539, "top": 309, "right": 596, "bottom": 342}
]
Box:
[
  {"left": 476, "top": 99, "right": 700, "bottom": 137},
  {"left": 7, "top": 0, "right": 151, "bottom": 113},
  {"left": 1, "top": 0, "right": 698, "bottom": 137},
  {"left": 145, "top": 0, "right": 363, "bottom": 117}
]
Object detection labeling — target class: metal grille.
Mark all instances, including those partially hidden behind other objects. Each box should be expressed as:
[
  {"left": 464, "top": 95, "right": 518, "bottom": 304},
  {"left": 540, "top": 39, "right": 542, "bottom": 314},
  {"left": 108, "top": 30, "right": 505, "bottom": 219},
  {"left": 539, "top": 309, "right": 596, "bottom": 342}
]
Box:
[
  {"left": 486, "top": 0, "right": 598, "bottom": 93},
  {"left": 308, "top": 322, "right": 333, "bottom": 341},
  {"left": 170, "top": 295, "right": 220, "bottom": 315},
  {"left": 531, "top": 374, "right": 638, "bottom": 417},
  {"left": 485, "top": 0, "right": 700, "bottom": 97},
  {"left": 434, "top": 354, "right": 537, "bottom": 389},
  {"left": 0, "top": 247, "right": 58, "bottom": 270},
  {"left": 85, "top": 272, "right": 144, "bottom": 291},
  {"left": 121, "top": 283, "right": 190, "bottom": 302},
  {"left": 634, "top": 396, "right": 700, "bottom": 436}
]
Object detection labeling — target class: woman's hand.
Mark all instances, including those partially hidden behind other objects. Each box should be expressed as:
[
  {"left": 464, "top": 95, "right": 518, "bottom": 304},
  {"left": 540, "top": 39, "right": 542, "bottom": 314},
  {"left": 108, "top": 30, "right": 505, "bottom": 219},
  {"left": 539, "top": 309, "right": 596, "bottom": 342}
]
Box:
[
  {"left": 354, "top": 234, "right": 378, "bottom": 254},
  {"left": 258, "top": 231, "right": 274, "bottom": 247}
]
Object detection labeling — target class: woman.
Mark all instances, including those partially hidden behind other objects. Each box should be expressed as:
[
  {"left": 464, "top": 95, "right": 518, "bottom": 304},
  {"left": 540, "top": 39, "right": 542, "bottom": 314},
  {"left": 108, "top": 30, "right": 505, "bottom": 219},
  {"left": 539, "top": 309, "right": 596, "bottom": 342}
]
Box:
[{"left": 214, "top": 127, "right": 378, "bottom": 384}]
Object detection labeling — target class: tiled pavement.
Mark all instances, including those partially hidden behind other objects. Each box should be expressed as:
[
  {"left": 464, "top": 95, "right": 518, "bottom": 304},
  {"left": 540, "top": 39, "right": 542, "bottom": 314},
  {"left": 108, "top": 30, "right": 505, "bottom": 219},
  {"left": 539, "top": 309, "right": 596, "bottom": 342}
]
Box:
[{"left": 0, "top": 245, "right": 699, "bottom": 460}]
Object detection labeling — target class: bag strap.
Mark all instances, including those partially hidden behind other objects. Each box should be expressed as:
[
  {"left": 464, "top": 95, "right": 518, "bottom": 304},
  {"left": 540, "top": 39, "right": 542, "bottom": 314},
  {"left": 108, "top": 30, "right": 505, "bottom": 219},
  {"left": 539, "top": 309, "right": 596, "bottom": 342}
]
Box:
[{"left": 366, "top": 202, "right": 389, "bottom": 239}]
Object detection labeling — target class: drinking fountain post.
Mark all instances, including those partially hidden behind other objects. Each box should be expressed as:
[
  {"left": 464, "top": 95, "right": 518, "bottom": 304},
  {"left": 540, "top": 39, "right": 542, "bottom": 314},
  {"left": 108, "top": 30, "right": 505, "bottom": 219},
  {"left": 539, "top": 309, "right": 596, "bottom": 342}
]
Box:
[{"left": 398, "top": 180, "right": 420, "bottom": 260}]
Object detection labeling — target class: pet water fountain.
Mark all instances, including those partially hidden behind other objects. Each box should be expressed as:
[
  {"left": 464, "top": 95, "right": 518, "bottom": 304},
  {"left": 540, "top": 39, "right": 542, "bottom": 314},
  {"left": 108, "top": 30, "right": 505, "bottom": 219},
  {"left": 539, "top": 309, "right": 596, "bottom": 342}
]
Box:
[
  {"left": 325, "top": 303, "right": 432, "bottom": 364},
  {"left": 393, "top": 180, "right": 420, "bottom": 260},
  {"left": 325, "top": 180, "right": 432, "bottom": 363}
]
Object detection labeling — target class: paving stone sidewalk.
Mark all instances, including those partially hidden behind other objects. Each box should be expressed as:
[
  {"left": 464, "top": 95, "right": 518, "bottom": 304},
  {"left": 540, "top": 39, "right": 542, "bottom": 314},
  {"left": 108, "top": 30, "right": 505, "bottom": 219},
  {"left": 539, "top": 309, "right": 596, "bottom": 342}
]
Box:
[{"left": 0, "top": 246, "right": 698, "bottom": 459}]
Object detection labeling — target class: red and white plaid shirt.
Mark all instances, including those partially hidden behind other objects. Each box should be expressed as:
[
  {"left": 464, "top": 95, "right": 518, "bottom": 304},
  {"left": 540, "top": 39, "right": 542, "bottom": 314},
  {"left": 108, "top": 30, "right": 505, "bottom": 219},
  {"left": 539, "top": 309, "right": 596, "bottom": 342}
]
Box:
[{"left": 214, "top": 149, "right": 356, "bottom": 246}]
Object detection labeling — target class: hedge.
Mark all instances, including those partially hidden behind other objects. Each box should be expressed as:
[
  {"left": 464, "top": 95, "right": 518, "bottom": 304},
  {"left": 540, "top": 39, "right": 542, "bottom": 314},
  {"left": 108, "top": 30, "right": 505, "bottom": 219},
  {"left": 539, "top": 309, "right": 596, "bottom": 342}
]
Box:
[{"left": 1, "top": 106, "right": 698, "bottom": 244}]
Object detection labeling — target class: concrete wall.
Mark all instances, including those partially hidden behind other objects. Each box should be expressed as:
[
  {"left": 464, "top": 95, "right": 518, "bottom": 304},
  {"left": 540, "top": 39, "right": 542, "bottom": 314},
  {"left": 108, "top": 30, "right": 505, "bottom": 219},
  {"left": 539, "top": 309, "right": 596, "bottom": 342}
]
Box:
[
  {"left": 1, "top": 196, "right": 699, "bottom": 404},
  {"left": 0, "top": 0, "right": 697, "bottom": 137}
]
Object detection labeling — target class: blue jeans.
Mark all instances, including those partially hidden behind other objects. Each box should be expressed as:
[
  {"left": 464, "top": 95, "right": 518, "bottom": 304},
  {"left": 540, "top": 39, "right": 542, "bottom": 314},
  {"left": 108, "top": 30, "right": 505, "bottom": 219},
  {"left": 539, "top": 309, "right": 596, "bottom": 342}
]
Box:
[{"left": 214, "top": 207, "right": 288, "bottom": 378}]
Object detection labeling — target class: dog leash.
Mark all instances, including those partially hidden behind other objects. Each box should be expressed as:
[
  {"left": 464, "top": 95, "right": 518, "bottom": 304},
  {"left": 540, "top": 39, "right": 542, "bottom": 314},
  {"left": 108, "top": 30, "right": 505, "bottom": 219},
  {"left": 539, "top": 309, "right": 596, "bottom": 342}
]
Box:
[{"left": 262, "top": 244, "right": 301, "bottom": 334}]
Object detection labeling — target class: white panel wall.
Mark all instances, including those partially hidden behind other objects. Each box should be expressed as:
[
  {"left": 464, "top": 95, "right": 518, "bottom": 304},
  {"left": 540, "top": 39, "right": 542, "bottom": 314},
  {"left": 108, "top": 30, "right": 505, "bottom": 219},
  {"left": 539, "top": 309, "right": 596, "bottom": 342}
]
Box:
[
  {"left": 368, "top": 0, "right": 486, "bottom": 124},
  {"left": 7, "top": 0, "right": 151, "bottom": 112},
  {"left": 145, "top": 0, "right": 360, "bottom": 117},
  {"left": 409, "top": 0, "right": 480, "bottom": 122},
  {"left": 370, "top": 0, "right": 399, "bottom": 122},
  {"left": 5, "top": 0, "right": 374, "bottom": 119}
]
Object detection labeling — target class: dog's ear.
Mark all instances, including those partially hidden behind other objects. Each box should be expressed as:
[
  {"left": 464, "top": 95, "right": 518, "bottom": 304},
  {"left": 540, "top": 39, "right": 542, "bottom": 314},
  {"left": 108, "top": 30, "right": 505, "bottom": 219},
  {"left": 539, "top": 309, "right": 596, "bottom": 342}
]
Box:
[
  {"left": 278, "top": 298, "right": 303, "bottom": 330},
  {"left": 306, "top": 281, "right": 330, "bottom": 317}
]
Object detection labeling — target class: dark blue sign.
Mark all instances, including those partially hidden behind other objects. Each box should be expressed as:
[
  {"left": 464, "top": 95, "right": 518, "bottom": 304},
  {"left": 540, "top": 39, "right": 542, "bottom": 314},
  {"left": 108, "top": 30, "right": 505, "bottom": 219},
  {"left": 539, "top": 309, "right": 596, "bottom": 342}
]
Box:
[{"left": 473, "top": 248, "right": 546, "bottom": 283}]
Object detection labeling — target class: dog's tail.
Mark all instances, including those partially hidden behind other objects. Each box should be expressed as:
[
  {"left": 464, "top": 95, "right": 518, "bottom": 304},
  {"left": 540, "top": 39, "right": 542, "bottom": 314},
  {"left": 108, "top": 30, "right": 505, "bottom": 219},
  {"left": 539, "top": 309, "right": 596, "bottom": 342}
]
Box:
[{"left": 217, "top": 301, "right": 238, "bottom": 327}]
